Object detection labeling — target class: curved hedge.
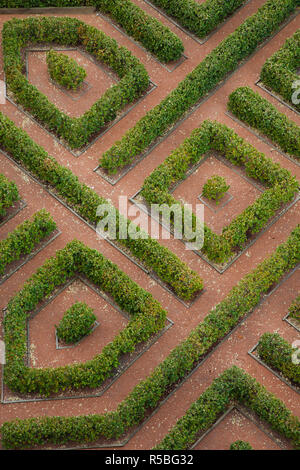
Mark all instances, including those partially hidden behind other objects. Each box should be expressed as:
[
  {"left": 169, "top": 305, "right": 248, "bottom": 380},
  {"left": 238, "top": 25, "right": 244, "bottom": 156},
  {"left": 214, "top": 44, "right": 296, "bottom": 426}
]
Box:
[
  {"left": 155, "top": 366, "right": 300, "bottom": 450},
  {"left": 0, "top": 111, "right": 203, "bottom": 301},
  {"left": 100, "top": 0, "right": 299, "bottom": 174},
  {"left": 0, "top": 209, "right": 56, "bottom": 276},
  {"left": 260, "top": 29, "right": 300, "bottom": 112},
  {"left": 147, "top": 0, "right": 246, "bottom": 38},
  {"left": 0, "top": 173, "right": 19, "bottom": 218},
  {"left": 257, "top": 332, "right": 300, "bottom": 385},
  {"left": 228, "top": 86, "right": 300, "bottom": 159},
  {"left": 1, "top": 224, "right": 299, "bottom": 449},
  {"left": 0, "top": 0, "right": 183, "bottom": 63},
  {"left": 3, "top": 16, "right": 149, "bottom": 149}
]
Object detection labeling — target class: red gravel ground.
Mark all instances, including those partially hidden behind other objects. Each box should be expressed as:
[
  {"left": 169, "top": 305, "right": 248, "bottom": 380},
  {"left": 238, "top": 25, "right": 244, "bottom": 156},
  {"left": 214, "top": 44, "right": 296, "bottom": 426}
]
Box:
[{"left": 0, "top": 0, "right": 299, "bottom": 450}]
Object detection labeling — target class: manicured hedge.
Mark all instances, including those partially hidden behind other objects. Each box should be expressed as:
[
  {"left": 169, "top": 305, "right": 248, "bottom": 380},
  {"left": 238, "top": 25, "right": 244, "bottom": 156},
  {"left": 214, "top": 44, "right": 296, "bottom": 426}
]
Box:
[
  {"left": 230, "top": 440, "right": 253, "bottom": 450},
  {"left": 0, "top": 209, "right": 56, "bottom": 276},
  {"left": 100, "top": 0, "right": 299, "bottom": 174},
  {"left": 0, "top": 0, "right": 183, "bottom": 63},
  {"left": 47, "top": 49, "right": 87, "bottom": 90},
  {"left": 289, "top": 293, "right": 300, "bottom": 321},
  {"left": 202, "top": 175, "right": 230, "bottom": 204},
  {"left": 155, "top": 366, "right": 300, "bottom": 450},
  {"left": 0, "top": 173, "right": 19, "bottom": 218},
  {"left": 1, "top": 224, "right": 299, "bottom": 449},
  {"left": 260, "top": 29, "right": 300, "bottom": 112},
  {"left": 56, "top": 302, "right": 96, "bottom": 344},
  {"left": 257, "top": 332, "right": 300, "bottom": 385},
  {"left": 3, "top": 16, "right": 149, "bottom": 149},
  {"left": 148, "top": 0, "right": 246, "bottom": 38},
  {"left": 0, "top": 111, "right": 203, "bottom": 301},
  {"left": 3, "top": 239, "right": 167, "bottom": 396},
  {"left": 141, "top": 120, "right": 299, "bottom": 264},
  {"left": 228, "top": 86, "right": 300, "bottom": 159}
]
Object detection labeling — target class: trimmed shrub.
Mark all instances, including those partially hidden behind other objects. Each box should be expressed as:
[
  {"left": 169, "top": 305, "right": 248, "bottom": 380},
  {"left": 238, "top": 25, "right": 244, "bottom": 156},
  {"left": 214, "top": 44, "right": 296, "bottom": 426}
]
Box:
[
  {"left": 228, "top": 86, "right": 300, "bottom": 159},
  {"left": 1, "top": 225, "right": 299, "bottom": 449},
  {"left": 100, "top": 0, "right": 299, "bottom": 174},
  {"left": 289, "top": 293, "right": 300, "bottom": 321},
  {"left": 260, "top": 29, "right": 300, "bottom": 112},
  {"left": 257, "top": 332, "right": 300, "bottom": 385},
  {"left": 230, "top": 440, "right": 253, "bottom": 450},
  {"left": 0, "top": 111, "right": 203, "bottom": 301},
  {"left": 0, "top": 0, "right": 183, "bottom": 63},
  {"left": 202, "top": 175, "right": 230, "bottom": 203},
  {"left": 0, "top": 173, "right": 19, "bottom": 218},
  {"left": 0, "top": 209, "right": 56, "bottom": 276},
  {"left": 47, "top": 49, "right": 86, "bottom": 90},
  {"left": 56, "top": 302, "right": 97, "bottom": 344}
]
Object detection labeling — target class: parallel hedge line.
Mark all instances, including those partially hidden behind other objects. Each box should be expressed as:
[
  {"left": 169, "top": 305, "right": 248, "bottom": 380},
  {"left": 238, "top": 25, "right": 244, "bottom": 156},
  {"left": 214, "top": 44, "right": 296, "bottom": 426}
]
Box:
[
  {"left": 260, "top": 29, "right": 300, "bottom": 112},
  {"left": 3, "top": 16, "right": 149, "bottom": 149},
  {"left": 0, "top": 0, "right": 183, "bottom": 62},
  {"left": 0, "top": 112, "right": 203, "bottom": 300},
  {"left": 141, "top": 120, "right": 299, "bottom": 264},
  {"left": 0, "top": 209, "right": 56, "bottom": 276},
  {"left": 3, "top": 239, "right": 166, "bottom": 396},
  {"left": 1, "top": 224, "right": 299, "bottom": 449},
  {"left": 100, "top": 0, "right": 299, "bottom": 174},
  {"left": 228, "top": 86, "right": 300, "bottom": 159},
  {"left": 147, "top": 0, "right": 246, "bottom": 38},
  {"left": 0, "top": 173, "right": 19, "bottom": 218},
  {"left": 257, "top": 332, "right": 300, "bottom": 386},
  {"left": 155, "top": 366, "right": 300, "bottom": 450}
]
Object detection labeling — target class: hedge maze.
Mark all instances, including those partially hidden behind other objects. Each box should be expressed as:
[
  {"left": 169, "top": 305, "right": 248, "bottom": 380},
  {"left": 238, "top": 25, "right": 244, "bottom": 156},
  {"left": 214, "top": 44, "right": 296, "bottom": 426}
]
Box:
[{"left": 0, "top": 0, "right": 299, "bottom": 451}]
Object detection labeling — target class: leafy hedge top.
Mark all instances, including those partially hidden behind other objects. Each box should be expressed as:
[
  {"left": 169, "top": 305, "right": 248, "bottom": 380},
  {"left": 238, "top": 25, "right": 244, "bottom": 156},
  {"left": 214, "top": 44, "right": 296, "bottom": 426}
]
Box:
[
  {"left": 56, "top": 302, "right": 97, "bottom": 344},
  {"left": 230, "top": 440, "right": 253, "bottom": 450},
  {"left": 289, "top": 293, "right": 300, "bottom": 320},
  {"left": 46, "top": 49, "right": 87, "bottom": 90},
  {"left": 0, "top": 173, "right": 19, "bottom": 217}
]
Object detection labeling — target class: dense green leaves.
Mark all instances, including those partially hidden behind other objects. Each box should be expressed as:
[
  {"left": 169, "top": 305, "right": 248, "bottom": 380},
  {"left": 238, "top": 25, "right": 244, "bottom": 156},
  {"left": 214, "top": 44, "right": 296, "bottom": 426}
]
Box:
[
  {"left": 289, "top": 293, "right": 300, "bottom": 321},
  {"left": 0, "top": 173, "right": 19, "bottom": 218},
  {"left": 56, "top": 302, "right": 97, "bottom": 344},
  {"left": 47, "top": 49, "right": 86, "bottom": 90},
  {"left": 202, "top": 175, "right": 230, "bottom": 203}
]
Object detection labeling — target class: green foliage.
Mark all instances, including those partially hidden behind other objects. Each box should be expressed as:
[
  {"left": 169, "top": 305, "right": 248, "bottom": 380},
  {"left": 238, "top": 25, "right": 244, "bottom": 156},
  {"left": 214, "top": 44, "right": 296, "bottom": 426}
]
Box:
[
  {"left": 202, "top": 175, "right": 230, "bottom": 203},
  {"left": 0, "top": 173, "right": 19, "bottom": 218},
  {"left": 260, "top": 29, "right": 300, "bottom": 112},
  {"left": 1, "top": 225, "right": 300, "bottom": 449},
  {"left": 289, "top": 293, "right": 300, "bottom": 321},
  {"left": 46, "top": 49, "right": 86, "bottom": 90},
  {"left": 230, "top": 440, "right": 253, "bottom": 450},
  {"left": 0, "top": 0, "right": 183, "bottom": 62},
  {"left": 0, "top": 209, "right": 56, "bottom": 276},
  {"left": 141, "top": 120, "right": 299, "bottom": 264},
  {"left": 56, "top": 302, "right": 96, "bottom": 344},
  {"left": 100, "top": 0, "right": 299, "bottom": 173},
  {"left": 257, "top": 332, "right": 300, "bottom": 385},
  {"left": 148, "top": 0, "right": 246, "bottom": 38},
  {"left": 0, "top": 111, "right": 203, "bottom": 301},
  {"left": 2, "top": 16, "right": 149, "bottom": 149},
  {"left": 228, "top": 86, "right": 300, "bottom": 159}
]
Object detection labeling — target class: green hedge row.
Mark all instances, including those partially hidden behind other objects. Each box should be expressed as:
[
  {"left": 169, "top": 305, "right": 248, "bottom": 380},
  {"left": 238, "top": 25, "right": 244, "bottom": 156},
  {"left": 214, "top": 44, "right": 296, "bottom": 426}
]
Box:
[
  {"left": 100, "top": 0, "right": 299, "bottom": 174},
  {"left": 257, "top": 332, "right": 300, "bottom": 386},
  {"left": 0, "top": 0, "right": 183, "bottom": 63},
  {"left": 141, "top": 120, "right": 299, "bottom": 264},
  {"left": 3, "top": 239, "right": 166, "bottom": 396},
  {"left": 155, "top": 366, "right": 300, "bottom": 450},
  {"left": 260, "top": 29, "right": 300, "bottom": 112},
  {"left": 56, "top": 301, "right": 97, "bottom": 344},
  {"left": 1, "top": 224, "right": 299, "bottom": 449},
  {"left": 0, "top": 173, "right": 19, "bottom": 218},
  {"left": 46, "top": 49, "right": 87, "bottom": 90},
  {"left": 3, "top": 16, "right": 149, "bottom": 149},
  {"left": 148, "top": 0, "right": 246, "bottom": 38},
  {"left": 0, "top": 111, "right": 203, "bottom": 301},
  {"left": 230, "top": 440, "right": 253, "bottom": 450},
  {"left": 228, "top": 86, "right": 300, "bottom": 159},
  {"left": 0, "top": 209, "right": 56, "bottom": 276},
  {"left": 289, "top": 293, "right": 300, "bottom": 321}
]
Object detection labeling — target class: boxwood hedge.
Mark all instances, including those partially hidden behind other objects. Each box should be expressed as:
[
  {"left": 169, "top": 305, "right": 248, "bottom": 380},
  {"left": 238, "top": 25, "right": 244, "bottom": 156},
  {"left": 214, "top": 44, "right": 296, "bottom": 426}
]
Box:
[
  {"left": 100, "top": 0, "right": 299, "bottom": 174},
  {"left": 230, "top": 440, "right": 253, "bottom": 450},
  {"left": 0, "top": 111, "right": 203, "bottom": 301},
  {"left": 3, "top": 16, "right": 149, "bottom": 149},
  {"left": 228, "top": 86, "right": 300, "bottom": 159},
  {"left": 0, "top": 0, "right": 183, "bottom": 63},
  {"left": 46, "top": 49, "right": 87, "bottom": 90},
  {"left": 56, "top": 302, "right": 97, "bottom": 344},
  {"left": 1, "top": 224, "right": 299, "bottom": 449},
  {"left": 0, "top": 173, "right": 19, "bottom": 218},
  {"left": 289, "top": 293, "right": 300, "bottom": 321}
]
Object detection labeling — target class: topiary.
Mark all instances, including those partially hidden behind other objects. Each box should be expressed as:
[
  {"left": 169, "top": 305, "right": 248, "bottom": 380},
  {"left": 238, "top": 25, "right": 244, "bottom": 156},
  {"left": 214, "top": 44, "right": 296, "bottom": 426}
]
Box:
[
  {"left": 46, "top": 50, "right": 87, "bottom": 91},
  {"left": 230, "top": 440, "right": 253, "bottom": 450},
  {"left": 56, "top": 302, "right": 97, "bottom": 344},
  {"left": 202, "top": 175, "right": 230, "bottom": 204}
]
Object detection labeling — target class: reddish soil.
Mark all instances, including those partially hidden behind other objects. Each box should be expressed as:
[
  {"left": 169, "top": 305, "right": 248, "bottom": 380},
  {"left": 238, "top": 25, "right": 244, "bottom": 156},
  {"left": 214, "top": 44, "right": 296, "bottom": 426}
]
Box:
[{"left": 0, "top": 1, "right": 299, "bottom": 450}]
